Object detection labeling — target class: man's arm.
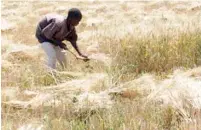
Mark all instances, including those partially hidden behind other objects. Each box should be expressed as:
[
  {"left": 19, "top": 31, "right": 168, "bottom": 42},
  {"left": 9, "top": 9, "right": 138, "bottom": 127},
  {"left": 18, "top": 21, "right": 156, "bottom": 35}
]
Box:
[
  {"left": 70, "top": 41, "right": 87, "bottom": 58},
  {"left": 66, "top": 29, "right": 88, "bottom": 59}
]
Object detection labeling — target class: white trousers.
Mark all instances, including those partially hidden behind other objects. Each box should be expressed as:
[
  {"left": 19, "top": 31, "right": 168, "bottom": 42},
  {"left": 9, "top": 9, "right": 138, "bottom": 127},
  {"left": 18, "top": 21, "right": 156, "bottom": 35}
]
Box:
[{"left": 41, "top": 42, "right": 67, "bottom": 69}]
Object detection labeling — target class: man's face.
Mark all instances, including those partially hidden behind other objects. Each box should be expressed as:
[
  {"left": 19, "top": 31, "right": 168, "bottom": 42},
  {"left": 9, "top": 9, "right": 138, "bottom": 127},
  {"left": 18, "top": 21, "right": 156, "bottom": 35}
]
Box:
[{"left": 70, "top": 18, "right": 81, "bottom": 26}]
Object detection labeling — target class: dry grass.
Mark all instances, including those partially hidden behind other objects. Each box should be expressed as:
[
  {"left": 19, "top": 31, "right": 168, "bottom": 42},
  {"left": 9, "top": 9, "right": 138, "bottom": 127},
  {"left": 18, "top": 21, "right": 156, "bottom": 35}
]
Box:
[
  {"left": 2, "top": 1, "right": 201, "bottom": 130},
  {"left": 102, "top": 29, "right": 201, "bottom": 80}
]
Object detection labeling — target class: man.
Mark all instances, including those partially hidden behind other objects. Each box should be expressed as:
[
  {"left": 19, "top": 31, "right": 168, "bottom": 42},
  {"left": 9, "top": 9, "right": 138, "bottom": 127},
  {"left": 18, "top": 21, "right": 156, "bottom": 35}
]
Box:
[{"left": 35, "top": 8, "right": 89, "bottom": 69}]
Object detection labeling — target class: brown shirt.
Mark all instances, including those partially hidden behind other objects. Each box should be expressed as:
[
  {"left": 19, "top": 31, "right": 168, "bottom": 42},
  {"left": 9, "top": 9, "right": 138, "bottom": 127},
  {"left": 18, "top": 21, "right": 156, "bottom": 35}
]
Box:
[{"left": 35, "top": 13, "right": 77, "bottom": 46}]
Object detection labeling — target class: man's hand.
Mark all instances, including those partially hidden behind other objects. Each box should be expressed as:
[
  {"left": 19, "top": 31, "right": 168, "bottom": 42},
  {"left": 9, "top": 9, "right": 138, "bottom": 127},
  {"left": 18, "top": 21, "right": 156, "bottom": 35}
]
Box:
[
  {"left": 60, "top": 43, "right": 68, "bottom": 50},
  {"left": 80, "top": 54, "right": 88, "bottom": 59},
  {"left": 77, "top": 54, "right": 90, "bottom": 62}
]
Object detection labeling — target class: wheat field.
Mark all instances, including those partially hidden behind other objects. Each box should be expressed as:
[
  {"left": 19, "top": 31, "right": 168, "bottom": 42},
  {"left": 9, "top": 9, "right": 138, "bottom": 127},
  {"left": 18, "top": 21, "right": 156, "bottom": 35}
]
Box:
[{"left": 1, "top": 1, "right": 201, "bottom": 130}]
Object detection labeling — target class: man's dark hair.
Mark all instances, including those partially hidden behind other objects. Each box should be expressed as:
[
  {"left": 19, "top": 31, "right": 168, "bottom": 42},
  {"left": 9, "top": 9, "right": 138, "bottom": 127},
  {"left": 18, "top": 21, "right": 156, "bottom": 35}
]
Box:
[{"left": 68, "top": 8, "right": 82, "bottom": 20}]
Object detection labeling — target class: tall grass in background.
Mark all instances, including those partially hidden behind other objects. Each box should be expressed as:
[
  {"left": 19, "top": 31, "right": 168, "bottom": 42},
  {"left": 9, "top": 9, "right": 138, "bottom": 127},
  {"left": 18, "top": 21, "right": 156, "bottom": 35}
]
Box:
[{"left": 101, "top": 26, "right": 201, "bottom": 81}]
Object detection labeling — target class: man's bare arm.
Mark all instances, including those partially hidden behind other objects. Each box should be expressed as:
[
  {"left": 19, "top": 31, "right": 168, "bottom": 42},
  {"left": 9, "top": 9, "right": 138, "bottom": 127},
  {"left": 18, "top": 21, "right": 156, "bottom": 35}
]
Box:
[{"left": 70, "top": 41, "right": 88, "bottom": 59}]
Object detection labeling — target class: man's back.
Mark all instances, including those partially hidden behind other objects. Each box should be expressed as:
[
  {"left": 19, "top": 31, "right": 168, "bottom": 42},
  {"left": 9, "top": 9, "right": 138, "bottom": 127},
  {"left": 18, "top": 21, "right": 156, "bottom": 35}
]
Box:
[{"left": 39, "top": 13, "right": 64, "bottom": 30}]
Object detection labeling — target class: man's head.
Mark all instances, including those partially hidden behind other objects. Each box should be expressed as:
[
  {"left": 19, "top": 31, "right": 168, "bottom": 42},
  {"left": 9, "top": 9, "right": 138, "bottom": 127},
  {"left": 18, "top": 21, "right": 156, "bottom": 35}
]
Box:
[{"left": 67, "top": 8, "right": 82, "bottom": 26}]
